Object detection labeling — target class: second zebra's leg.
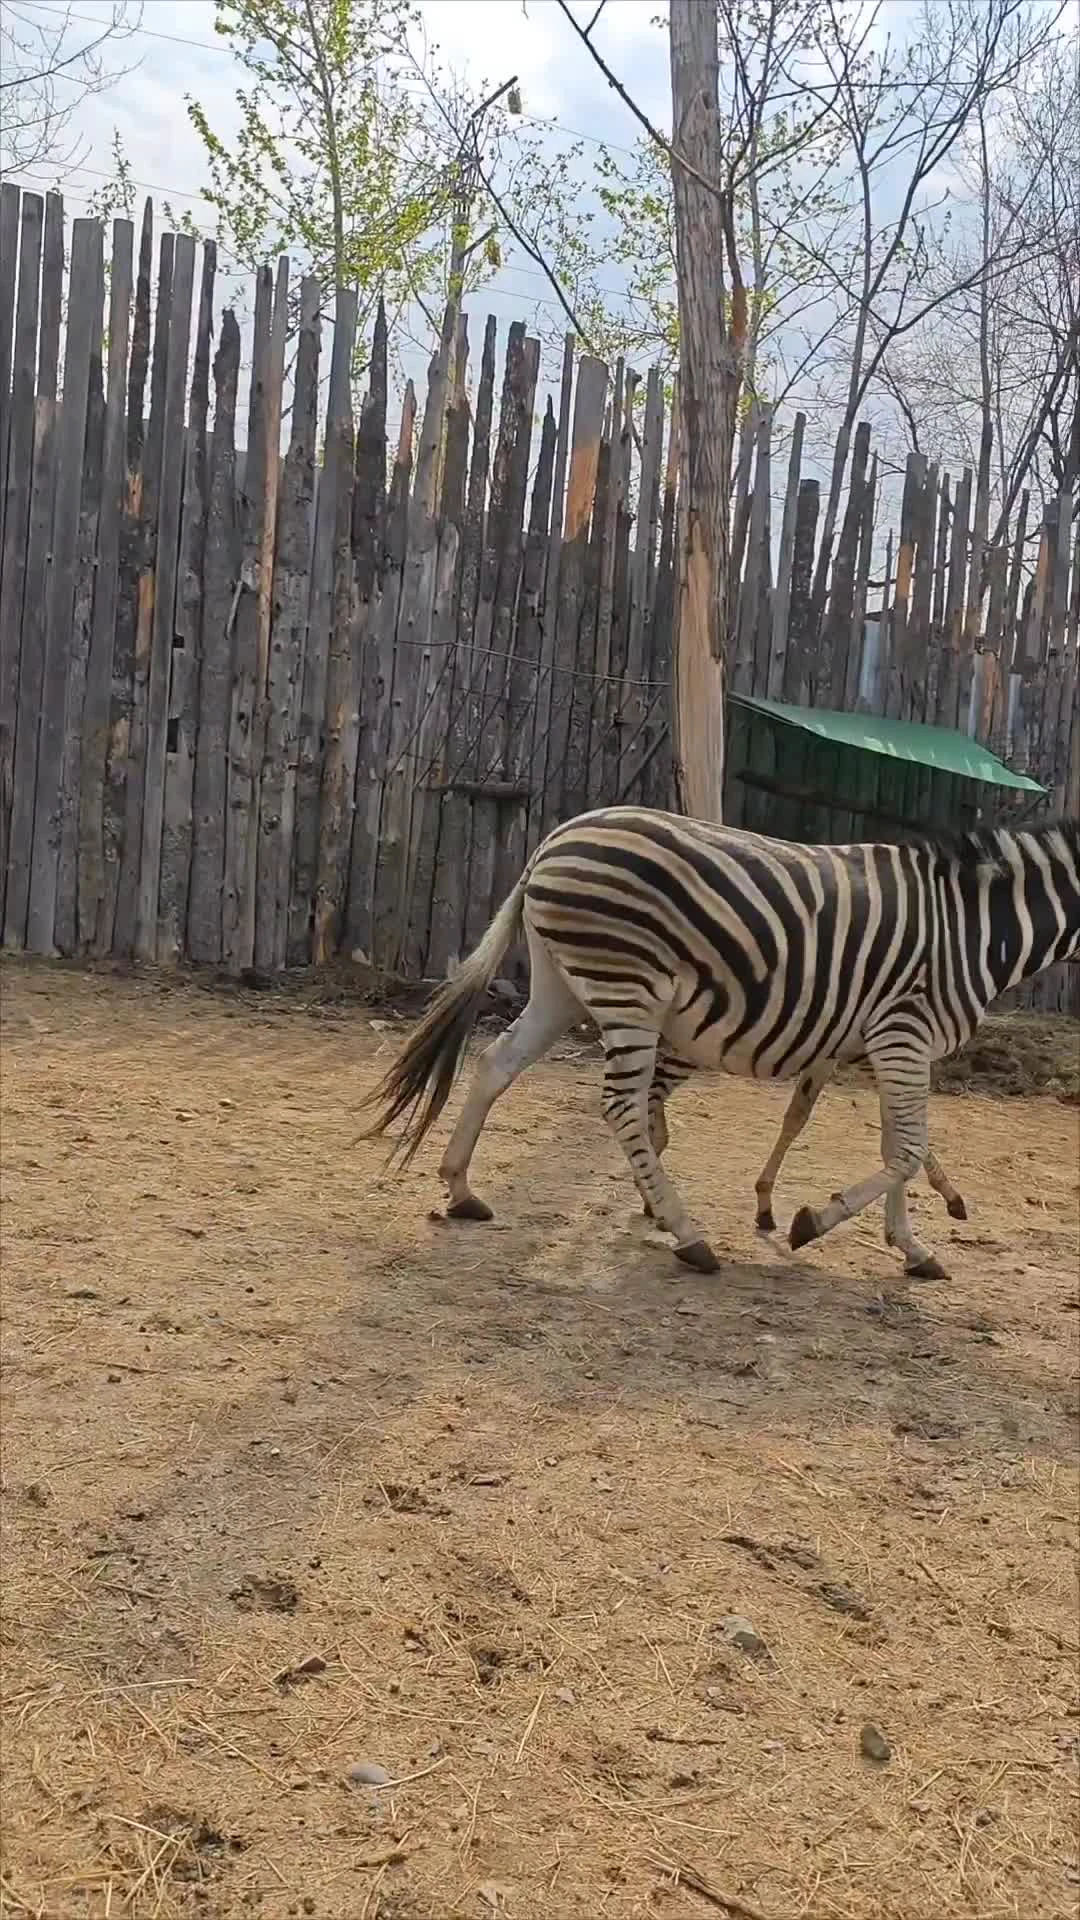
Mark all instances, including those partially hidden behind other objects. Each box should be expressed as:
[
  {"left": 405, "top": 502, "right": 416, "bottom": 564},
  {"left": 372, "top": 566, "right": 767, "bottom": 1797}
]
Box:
[
  {"left": 789, "top": 1012, "right": 936, "bottom": 1266},
  {"left": 924, "top": 1147, "right": 968, "bottom": 1220},
  {"left": 642, "top": 1042, "right": 695, "bottom": 1218},
  {"left": 753, "top": 1060, "right": 834, "bottom": 1232},
  {"left": 600, "top": 1025, "right": 718, "bottom": 1273}
]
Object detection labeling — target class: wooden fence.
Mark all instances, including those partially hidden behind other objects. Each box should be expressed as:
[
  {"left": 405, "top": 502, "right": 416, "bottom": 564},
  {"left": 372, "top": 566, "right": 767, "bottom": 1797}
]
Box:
[
  {"left": 0, "top": 188, "right": 1077, "bottom": 1003},
  {"left": 723, "top": 406, "right": 1079, "bottom": 818}
]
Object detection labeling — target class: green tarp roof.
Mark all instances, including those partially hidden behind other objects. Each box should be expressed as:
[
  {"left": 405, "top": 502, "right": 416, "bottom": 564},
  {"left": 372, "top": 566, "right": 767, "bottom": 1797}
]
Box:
[{"left": 732, "top": 693, "right": 1047, "bottom": 794}]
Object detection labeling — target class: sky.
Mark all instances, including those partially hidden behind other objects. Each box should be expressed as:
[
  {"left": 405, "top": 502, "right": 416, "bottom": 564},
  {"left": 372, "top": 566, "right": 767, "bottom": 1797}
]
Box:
[
  {"left": 3, "top": 0, "right": 1068, "bottom": 518},
  {"left": 1, "top": 1, "right": 906, "bottom": 471},
  {"left": 5, "top": 0, "right": 676, "bottom": 374},
  {"left": 8, "top": 2, "right": 674, "bottom": 186}
]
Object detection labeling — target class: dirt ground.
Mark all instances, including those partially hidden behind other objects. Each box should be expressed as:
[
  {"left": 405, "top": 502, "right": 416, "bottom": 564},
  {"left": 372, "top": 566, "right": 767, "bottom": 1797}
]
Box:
[{"left": 1, "top": 958, "right": 1078, "bottom": 1920}]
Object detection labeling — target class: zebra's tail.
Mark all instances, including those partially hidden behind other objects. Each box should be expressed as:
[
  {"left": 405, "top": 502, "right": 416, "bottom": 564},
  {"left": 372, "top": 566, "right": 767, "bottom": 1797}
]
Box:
[{"left": 363, "top": 876, "right": 528, "bottom": 1164}]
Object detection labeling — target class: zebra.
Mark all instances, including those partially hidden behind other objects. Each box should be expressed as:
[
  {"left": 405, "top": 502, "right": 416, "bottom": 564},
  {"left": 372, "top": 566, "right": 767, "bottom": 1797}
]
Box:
[{"left": 366, "top": 809, "right": 1080, "bottom": 1279}]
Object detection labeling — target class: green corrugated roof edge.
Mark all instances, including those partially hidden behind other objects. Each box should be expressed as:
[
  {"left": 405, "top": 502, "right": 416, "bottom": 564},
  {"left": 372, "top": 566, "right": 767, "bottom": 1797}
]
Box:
[{"left": 731, "top": 693, "right": 1047, "bottom": 794}]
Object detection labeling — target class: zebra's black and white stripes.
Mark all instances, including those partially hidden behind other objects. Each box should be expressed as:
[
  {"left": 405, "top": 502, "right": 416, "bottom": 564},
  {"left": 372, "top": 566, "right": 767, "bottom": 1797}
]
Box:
[{"left": 366, "top": 809, "right": 1080, "bottom": 1277}]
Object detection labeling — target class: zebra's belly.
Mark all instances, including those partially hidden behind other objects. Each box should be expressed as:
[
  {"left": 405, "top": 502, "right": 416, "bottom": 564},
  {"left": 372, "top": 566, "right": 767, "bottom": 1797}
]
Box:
[{"left": 660, "top": 998, "right": 856, "bottom": 1082}]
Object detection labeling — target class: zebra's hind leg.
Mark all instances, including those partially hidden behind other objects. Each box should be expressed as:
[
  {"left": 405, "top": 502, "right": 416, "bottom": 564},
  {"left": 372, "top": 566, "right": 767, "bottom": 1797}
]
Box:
[
  {"left": 600, "top": 1026, "right": 718, "bottom": 1272},
  {"left": 642, "top": 1043, "right": 694, "bottom": 1219},
  {"left": 754, "top": 1061, "right": 834, "bottom": 1231},
  {"left": 924, "top": 1147, "right": 967, "bottom": 1220},
  {"left": 439, "top": 931, "right": 579, "bottom": 1221},
  {"left": 790, "top": 1014, "right": 942, "bottom": 1275}
]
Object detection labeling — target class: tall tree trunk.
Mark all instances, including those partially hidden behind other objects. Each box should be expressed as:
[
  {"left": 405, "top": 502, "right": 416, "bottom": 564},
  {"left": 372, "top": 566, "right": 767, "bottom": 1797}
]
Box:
[
  {"left": 966, "top": 100, "right": 995, "bottom": 645},
  {"left": 668, "top": 0, "right": 740, "bottom": 822}
]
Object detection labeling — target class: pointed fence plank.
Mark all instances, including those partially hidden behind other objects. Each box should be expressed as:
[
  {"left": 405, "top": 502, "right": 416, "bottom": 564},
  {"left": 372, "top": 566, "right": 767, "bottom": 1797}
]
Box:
[
  {"left": 619, "top": 367, "right": 664, "bottom": 802},
  {"left": 541, "top": 354, "right": 607, "bottom": 838},
  {"left": 906, "top": 460, "right": 937, "bottom": 724},
  {"left": 931, "top": 474, "right": 951, "bottom": 641},
  {"left": 4, "top": 194, "right": 62, "bottom": 948},
  {"left": 55, "top": 230, "right": 106, "bottom": 954},
  {"left": 0, "top": 179, "right": 20, "bottom": 556},
  {"left": 94, "top": 197, "right": 153, "bottom": 953},
  {"left": 255, "top": 275, "right": 320, "bottom": 970},
  {"left": 558, "top": 357, "right": 611, "bottom": 828},
  {"left": 820, "top": 419, "right": 869, "bottom": 711},
  {"left": 885, "top": 450, "right": 924, "bottom": 720},
  {"left": 783, "top": 480, "right": 819, "bottom": 706},
  {"left": 935, "top": 467, "right": 972, "bottom": 734},
  {"left": 135, "top": 231, "right": 195, "bottom": 960},
  {"left": 114, "top": 225, "right": 172, "bottom": 957},
  {"left": 590, "top": 364, "right": 623, "bottom": 805},
  {"left": 464, "top": 323, "right": 538, "bottom": 951},
  {"left": 371, "top": 492, "right": 439, "bottom": 968},
  {"left": 848, "top": 452, "right": 877, "bottom": 712},
  {"left": 344, "top": 299, "right": 390, "bottom": 965},
  {"left": 158, "top": 239, "right": 215, "bottom": 963},
  {"left": 407, "top": 318, "right": 470, "bottom": 976},
  {"left": 768, "top": 412, "right": 804, "bottom": 700},
  {"left": 400, "top": 520, "right": 461, "bottom": 976},
  {"left": 734, "top": 405, "right": 773, "bottom": 702},
  {"left": 26, "top": 218, "right": 101, "bottom": 954},
  {"left": 525, "top": 333, "right": 574, "bottom": 858},
  {"left": 350, "top": 379, "right": 414, "bottom": 970},
  {"left": 645, "top": 375, "right": 679, "bottom": 811},
  {"left": 0, "top": 190, "right": 43, "bottom": 926},
  {"left": 222, "top": 263, "right": 272, "bottom": 973},
  {"left": 424, "top": 319, "right": 494, "bottom": 973},
  {"left": 77, "top": 218, "right": 134, "bottom": 950},
  {"left": 494, "top": 391, "right": 557, "bottom": 921},
  {"left": 290, "top": 285, "right": 356, "bottom": 964},
  {"left": 312, "top": 290, "right": 361, "bottom": 964},
  {"left": 188, "top": 310, "right": 241, "bottom": 964}
]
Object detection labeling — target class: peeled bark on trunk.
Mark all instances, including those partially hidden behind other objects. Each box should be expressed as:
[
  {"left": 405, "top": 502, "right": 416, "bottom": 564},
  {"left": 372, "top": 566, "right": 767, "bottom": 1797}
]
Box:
[{"left": 668, "top": 0, "right": 741, "bottom": 823}]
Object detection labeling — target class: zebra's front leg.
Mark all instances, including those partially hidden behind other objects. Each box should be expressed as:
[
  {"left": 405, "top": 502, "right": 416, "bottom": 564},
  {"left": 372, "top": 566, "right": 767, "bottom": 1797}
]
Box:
[
  {"left": 882, "top": 1119, "right": 948, "bottom": 1279},
  {"left": 924, "top": 1147, "right": 967, "bottom": 1221},
  {"left": 642, "top": 1043, "right": 694, "bottom": 1219},
  {"left": 601, "top": 1029, "right": 717, "bottom": 1273},
  {"left": 884, "top": 1176, "right": 948, "bottom": 1279},
  {"left": 790, "top": 1015, "right": 939, "bottom": 1271},
  {"left": 754, "top": 1061, "right": 834, "bottom": 1231}
]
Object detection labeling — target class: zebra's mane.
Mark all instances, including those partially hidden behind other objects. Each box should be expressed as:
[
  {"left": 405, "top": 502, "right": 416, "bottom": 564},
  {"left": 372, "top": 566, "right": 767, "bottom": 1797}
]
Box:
[{"left": 912, "top": 816, "right": 1079, "bottom": 873}]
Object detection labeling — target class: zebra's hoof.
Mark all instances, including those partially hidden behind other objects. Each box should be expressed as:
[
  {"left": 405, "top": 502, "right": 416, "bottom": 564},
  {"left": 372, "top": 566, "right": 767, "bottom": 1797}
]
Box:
[
  {"left": 675, "top": 1238, "right": 720, "bottom": 1274},
  {"left": 789, "top": 1206, "right": 821, "bottom": 1251},
  {"left": 946, "top": 1195, "right": 968, "bottom": 1220},
  {"left": 906, "top": 1256, "right": 948, "bottom": 1280},
  {"left": 446, "top": 1195, "right": 494, "bottom": 1223},
  {"left": 755, "top": 1207, "right": 777, "bottom": 1233}
]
